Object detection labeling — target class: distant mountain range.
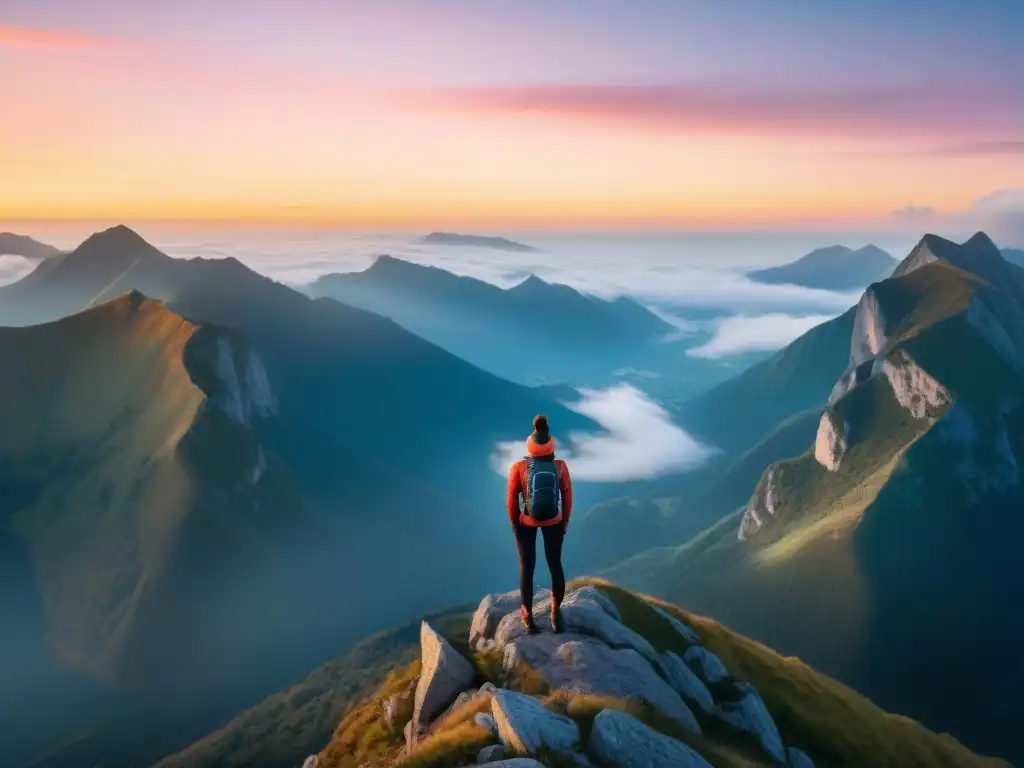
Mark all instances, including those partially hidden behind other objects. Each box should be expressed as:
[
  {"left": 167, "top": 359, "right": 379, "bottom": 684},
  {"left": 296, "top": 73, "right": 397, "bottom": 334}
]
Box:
[
  {"left": 605, "top": 233, "right": 1024, "bottom": 764},
  {"left": 307, "top": 255, "right": 754, "bottom": 402},
  {"left": 309, "top": 255, "right": 672, "bottom": 385},
  {"left": 748, "top": 244, "right": 897, "bottom": 291},
  {"left": 418, "top": 231, "right": 537, "bottom": 252},
  {"left": 0, "top": 226, "right": 598, "bottom": 767},
  {"left": 0, "top": 232, "right": 62, "bottom": 261}
]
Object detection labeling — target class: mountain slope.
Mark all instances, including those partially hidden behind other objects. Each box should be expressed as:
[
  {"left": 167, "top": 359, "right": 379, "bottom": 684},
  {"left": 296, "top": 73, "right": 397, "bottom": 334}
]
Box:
[
  {"left": 0, "top": 260, "right": 595, "bottom": 766},
  {"left": 182, "top": 581, "right": 1007, "bottom": 768},
  {"left": 675, "top": 308, "right": 856, "bottom": 455},
  {"left": 307, "top": 255, "right": 676, "bottom": 387},
  {"left": 0, "top": 232, "right": 62, "bottom": 260},
  {"left": 1000, "top": 247, "right": 1024, "bottom": 267},
  {"left": 607, "top": 233, "right": 1024, "bottom": 764},
  {"left": 0, "top": 227, "right": 595, "bottom": 487},
  {"left": 748, "top": 244, "right": 896, "bottom": 290}
]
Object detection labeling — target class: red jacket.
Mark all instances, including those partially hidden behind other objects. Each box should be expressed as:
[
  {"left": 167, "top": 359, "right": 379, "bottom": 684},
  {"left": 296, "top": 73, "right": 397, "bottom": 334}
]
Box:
[{"left": 506, "top": 435, "right": 573, "bottom": 529}]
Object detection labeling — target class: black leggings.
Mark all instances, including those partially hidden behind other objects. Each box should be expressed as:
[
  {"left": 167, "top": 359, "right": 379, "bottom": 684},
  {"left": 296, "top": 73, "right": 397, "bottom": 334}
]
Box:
[{"left": 514, "top": 523, "right": 566, "bottom": 612}]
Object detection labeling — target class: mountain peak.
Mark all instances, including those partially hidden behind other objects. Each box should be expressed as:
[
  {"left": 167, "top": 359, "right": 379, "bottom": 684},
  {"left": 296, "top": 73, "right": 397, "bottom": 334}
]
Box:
[
  {"left": 72, "top": 225, "right": 168, "bottom": 264},
  {"left": 896, "top": 232, "right": 1008, "bottom": 280}
]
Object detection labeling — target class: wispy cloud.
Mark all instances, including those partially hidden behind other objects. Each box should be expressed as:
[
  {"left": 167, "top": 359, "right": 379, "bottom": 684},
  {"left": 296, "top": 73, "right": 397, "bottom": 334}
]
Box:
[
  {"left": 0, "top": 26, "right": 110, "bottom": 52},
  {"left": 688, "top": 313, "right": 836, "bottom": 358},
  {"left": 927, "top": 139, "right": 1024, "bottom": 157},
  {"left": 891, "top": 204, "right": 936, "bottom": 224},
  {"left": 491, "top": 385, "right": 715, "bottom": 482},
  {"left": 408, "top": 81, "right": 1023, "bottom": 140}
]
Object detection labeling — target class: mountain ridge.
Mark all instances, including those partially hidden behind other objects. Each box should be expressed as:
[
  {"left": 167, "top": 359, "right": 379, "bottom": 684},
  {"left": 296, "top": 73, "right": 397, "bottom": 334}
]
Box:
[
  {"left": 748, "top": 244, "right": 897, "bottom": 291},
  {"left": 418, "top": 231, "right": 537, "bottom": 252},
  {"left": 0, "top": 232, "right": 63, "bottom": 261},
  {"left": 605, "top": 232, "right": 1024, "bottom": 763}
]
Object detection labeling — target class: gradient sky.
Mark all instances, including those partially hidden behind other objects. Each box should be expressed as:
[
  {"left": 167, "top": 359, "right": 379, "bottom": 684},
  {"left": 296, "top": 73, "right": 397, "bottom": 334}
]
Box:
[{"left": 2, "top": 0, "right": 1023, "bottom": 230}]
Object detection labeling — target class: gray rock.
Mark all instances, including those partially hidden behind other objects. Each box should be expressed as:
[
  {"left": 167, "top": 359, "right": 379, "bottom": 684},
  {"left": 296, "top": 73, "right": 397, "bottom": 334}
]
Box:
[
  {"left": 683, "top": 646, "right": 729, "bottom": 685},
  {"left": 564, "top": 585, "right": 621, "bottom": 620},
  {"left": 495, "top": 589, "right": 659, "bottom": 667},
  {"left": 651, "top": 605, "right": 701, "bottom": 647},
  {"left": 477, "top": 743, "right": 509, "bottom": 763},
  {"left": 491, "top": 688, "right": 580, "bottom": 757},
  {"left": 660, "top": 652, "right": 715, "bottom": 714},
  {"left": 788, "top": 746, "right": 816, "bottom": 768},
  {"left": 506, "top": 636, "right": 701, "bottom": 735},
  {"left": 471, "top": 591, "right": 523, "bottom": 649},
  {"left": 588, "top": 709, "right": 713, "bottom": 768},
  {"left": 716, "top": 681, "right": 786, "bottom": 764},
  {"left": 475, "top": 711, "right": 498, "bottom": 736},
  {"left": 413, "top": 621, "right": 477, "bottom": 728}
]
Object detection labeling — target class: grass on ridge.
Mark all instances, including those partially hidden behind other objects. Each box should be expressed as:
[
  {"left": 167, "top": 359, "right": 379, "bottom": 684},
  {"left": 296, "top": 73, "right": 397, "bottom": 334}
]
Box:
[{"left": 575, "top": 578, "right": 1010, "bottom": 768}]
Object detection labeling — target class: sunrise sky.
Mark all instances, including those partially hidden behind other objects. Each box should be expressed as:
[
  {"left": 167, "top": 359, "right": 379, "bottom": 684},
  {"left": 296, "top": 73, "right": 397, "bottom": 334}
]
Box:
[{"left": 2, "top": 0, "right": 1023, "bottom": 230}]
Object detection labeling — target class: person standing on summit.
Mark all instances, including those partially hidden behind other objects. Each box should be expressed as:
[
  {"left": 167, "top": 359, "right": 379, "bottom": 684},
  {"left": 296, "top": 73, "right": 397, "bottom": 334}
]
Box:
[{"left": 506, "top": 415, "right": 573, "bottom": 634}]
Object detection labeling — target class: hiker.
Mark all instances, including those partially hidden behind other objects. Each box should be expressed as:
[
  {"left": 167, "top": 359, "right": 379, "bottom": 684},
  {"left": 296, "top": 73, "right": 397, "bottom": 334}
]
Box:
[{"left": 506, "top": 414, "right": 573, "bottom": 634}]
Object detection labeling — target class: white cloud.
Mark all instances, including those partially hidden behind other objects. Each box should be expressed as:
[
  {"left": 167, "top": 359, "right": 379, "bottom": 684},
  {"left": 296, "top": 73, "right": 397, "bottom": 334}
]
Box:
[
  {"left": 491, "top": 385, "right": 715, "bottom": 482},
  {"left": 0, "top": 255, "right": 36, "bottom": 287},
  {"left": 687, "top": 313, "right": 836, "bottom": 359}
]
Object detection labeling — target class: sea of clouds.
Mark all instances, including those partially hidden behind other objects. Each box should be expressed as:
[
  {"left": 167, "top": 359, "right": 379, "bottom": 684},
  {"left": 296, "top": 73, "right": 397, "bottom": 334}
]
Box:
[{"left": 5, "top": 226, "right": 913, "bottom": 483}]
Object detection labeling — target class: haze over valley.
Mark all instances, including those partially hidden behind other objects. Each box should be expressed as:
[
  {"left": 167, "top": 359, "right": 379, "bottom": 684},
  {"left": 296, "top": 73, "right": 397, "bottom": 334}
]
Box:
[{"left": 3, "top": 2, "right": 1024, "bottom": 767}]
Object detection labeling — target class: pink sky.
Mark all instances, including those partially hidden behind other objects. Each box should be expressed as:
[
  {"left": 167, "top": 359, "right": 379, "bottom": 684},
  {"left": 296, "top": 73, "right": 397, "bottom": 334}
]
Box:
[{"left": 2, "top": 2, "right": 1023, "bottom": 231}]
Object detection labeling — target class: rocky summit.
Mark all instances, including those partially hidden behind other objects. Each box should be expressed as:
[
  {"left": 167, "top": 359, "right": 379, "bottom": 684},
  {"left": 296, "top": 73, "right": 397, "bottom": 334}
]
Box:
[{"left": 310, "top": 584, "right": 816, "bottom": 767}]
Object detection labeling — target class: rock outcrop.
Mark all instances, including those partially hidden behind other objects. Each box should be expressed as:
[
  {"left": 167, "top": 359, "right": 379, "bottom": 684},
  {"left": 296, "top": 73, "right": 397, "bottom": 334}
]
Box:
[
  {"left": 412, "top": 621, "right": 476, "bottom": 734},
  {"left": 492, "top": 688, "right": 581, "bottom": 759},
  {"left": 389, "top": 585, "right": 817, "bottom": 767},
  {"left": 814, "top": 408, "right": 849, "bottom": 471},
  {"left": 738, "top": 466, "right": 781, "bottom": 540},
  {"left": 588, "top": 708, "right": 712, "bottom": 768}
]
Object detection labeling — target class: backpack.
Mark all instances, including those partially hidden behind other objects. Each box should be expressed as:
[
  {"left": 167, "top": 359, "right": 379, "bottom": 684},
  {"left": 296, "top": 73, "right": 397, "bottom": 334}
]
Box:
[{"left": 525, "top": 456, "right": 560, "bottom": 522}]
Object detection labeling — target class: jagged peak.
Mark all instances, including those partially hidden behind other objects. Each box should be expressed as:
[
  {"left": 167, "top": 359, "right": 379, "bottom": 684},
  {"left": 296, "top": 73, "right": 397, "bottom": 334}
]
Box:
[{"left": 894, "top": 232, "right": 1005, "bottom": 280}]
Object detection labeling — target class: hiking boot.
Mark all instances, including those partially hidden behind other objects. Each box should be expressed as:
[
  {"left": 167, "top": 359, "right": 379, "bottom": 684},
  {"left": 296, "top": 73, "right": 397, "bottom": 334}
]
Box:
[
  {"left": 550, "top": 598, "right": 565, "bottom": 634},
  {"left": 520, "top": 605, "right": 539, "bottom": 635}
]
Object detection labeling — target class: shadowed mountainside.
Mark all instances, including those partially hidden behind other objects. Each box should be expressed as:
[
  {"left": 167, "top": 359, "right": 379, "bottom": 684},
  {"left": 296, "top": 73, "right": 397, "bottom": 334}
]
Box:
[{"left": 607, "top": 233, "right": 1024, "bottom": 764}]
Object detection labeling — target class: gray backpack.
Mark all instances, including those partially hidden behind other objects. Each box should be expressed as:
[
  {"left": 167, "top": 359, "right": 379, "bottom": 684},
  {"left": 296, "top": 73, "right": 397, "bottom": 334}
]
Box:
[{"left": 525, "top": 456, "right": 560, "bottom": 522}]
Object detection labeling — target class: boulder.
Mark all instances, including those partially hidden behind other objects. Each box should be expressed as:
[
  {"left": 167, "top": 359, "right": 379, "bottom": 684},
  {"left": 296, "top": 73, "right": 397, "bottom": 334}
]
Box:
[
  {"left": 788, "top": 746, "right": 816, "bottom": 767},
  {"left": 659, "top": 652, "right": 715, "bottom": 714},
  {"left": 650, "top": 605, "right": 701, "bottom": 647},
  {"left": 471, "top": 592, "right": 523, "bottom": 650},
  {"left": 683, "top": 646, "right": 729, "bottom": 685},
  {"left": 412, "top": 621, "right": 476, "bottom": 729},
  {"left": 491, "top": 688, "right": 580, "bottom": 757},
  {"left": 588, "top": 709, "right": 713, "bottom": 768},
  {"left": 715, "top": 681, "right": 786, "bottom": 764},
  {"left": 477, "top": 743, "right": 508, "bottom": 762},
  {"left": 475, "top": 711, "right": 498, "bottom": 736},
  {"left": 564, "top": 585, "right": 621, "bottom": 620},
  {"left": 506, "top": 637, "right": 701, "bottom": 735},
  {"left": 494, "top": 589, "right": 659, "bottom": 666}
]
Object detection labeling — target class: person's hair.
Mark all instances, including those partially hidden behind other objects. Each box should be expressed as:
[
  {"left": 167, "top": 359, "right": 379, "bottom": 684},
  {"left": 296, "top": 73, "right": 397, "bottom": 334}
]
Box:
[{"left": 533, "top": 414, "right": 549, "bottom": 439}]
